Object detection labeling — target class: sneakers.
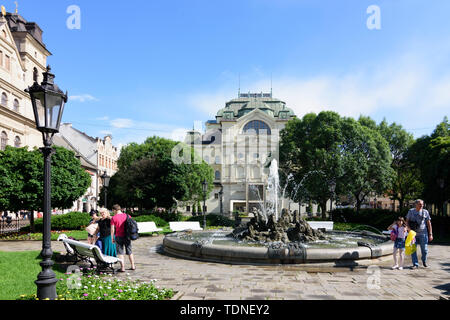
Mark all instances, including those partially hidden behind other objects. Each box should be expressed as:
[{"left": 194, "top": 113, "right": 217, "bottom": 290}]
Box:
[
  {"left": 423, "top": 262, "right": 429, "bottom": 268},
  {"left": 398, "top": 267, "right": 403, "bottom": 270},
  {"left": 412, "top": 265, "right": 419, "bottom": 269},
  {"left": 392, "top": 265, "right": 399, "bottom": 270}
]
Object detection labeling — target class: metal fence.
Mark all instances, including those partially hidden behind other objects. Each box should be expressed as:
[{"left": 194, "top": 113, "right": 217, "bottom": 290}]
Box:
[{"left": 0, "top": 218, "right": 26, "bottom": 234}]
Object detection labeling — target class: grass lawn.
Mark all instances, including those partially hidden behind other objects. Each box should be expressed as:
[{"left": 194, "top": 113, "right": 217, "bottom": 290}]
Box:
[
  {"left": 0, "top": 230, "right": 89, "bottom": 241},
  {"left": 0, "top": 251, "right": 66, "bottom": 300}
]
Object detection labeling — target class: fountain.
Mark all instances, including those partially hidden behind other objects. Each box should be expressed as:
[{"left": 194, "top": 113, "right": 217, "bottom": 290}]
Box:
[{"left": 162, "top": 159, "right": 393, "bottom": 267}]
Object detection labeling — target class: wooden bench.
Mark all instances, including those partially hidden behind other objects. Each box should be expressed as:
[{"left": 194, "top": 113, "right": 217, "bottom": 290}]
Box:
[
  {"left": 137, "top": 221, "right": 163, "bottom": 234},
  {"left": 169, "top": 221, "right": 203, "bottom": 232},
  {"left": 58, "top": 235, "right": 122, "bottom": 273}
]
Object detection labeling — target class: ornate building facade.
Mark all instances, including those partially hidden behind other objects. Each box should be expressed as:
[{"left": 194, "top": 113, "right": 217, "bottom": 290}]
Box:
[
  {"left": 0, "top": 10, "right": 49, "bottom": 151},
  {"left": 182, "top": 92, "right": 324, "bottom": 216}
]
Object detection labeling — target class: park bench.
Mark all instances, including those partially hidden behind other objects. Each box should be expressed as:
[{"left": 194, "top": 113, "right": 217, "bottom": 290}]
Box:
[
  {"left": 58, "top": 235, "right": 122, "bottom": 273},
  {"left": 169, "top": 221, "right": 203, "bottom": 232},
  {"left": 137, "top": 221, "right": 163, "bottom": 234},
  {"left": 307, "top": 221, "right": 334, "bottom": 231}
]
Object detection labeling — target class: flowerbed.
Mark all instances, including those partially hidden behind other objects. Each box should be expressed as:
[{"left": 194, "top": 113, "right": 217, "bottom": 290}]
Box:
[{"left": 18, "top": 267, "right": 174, "bottom": 300}]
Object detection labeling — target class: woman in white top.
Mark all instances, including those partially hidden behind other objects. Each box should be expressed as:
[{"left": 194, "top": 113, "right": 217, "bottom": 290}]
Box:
[{"left": 388, "top": 217, "right": 407, "bottom": 270}]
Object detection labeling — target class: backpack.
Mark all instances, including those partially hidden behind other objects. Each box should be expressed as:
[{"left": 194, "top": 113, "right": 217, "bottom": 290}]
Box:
[{"left": 125, "top": 215, "right": 139, "bottom": 241}]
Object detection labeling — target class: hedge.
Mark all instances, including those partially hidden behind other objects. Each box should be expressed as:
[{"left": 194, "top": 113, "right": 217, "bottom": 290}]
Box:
[
  {"left": 187, "top": 214, "right": 235, "bottom": 227},
  {"left": 21, "top": 212, "right": 91, "bottom": 232}
]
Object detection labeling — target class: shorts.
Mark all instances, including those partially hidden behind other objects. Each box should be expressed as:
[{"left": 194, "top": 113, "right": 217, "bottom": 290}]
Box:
[
  {"left": 394, "top": 238, "right": 405, "bottom": 249},
  {"left": 115, "top": 236, "right": 132, "bottom": 255}
]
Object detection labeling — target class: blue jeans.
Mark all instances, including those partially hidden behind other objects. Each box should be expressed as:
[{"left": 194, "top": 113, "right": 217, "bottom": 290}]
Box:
[{"left": 411, "top": 233, "right": 428, "bottom": 266}]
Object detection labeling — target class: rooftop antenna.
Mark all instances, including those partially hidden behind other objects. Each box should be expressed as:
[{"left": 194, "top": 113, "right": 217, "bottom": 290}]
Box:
[
  {"left": 270, "top": 73, "right": 273, "bottom": 97},
  {"left": 14, "top": 1, "right": 18, "bottom": 14},
  {"left": 238, "top": 73, "right": 241, "bottom": 97}
]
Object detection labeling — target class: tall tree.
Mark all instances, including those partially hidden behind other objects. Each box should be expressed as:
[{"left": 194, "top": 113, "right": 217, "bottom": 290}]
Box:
[
  {"left": 0, "top": 146, "right": 91, "bottom": 231},
  {"left": 106, "top": 136, "right": 214, "bottom": 212},
  {"left": 408, "top": 117, "right": 450, "bottom": 215},
  {"left": 376, "top": 119, "right": 423, "bottom": 211}
]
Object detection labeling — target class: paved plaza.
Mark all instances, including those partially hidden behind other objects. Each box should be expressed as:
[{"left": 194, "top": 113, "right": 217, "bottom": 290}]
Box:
[{"left": 1, "top": 236, "right": 450, "bottom": 300}]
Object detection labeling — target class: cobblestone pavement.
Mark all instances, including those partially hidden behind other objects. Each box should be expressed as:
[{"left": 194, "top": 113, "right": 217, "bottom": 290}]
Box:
[{"left": 1, "top": 236, "right": 450, "bottom": 300}]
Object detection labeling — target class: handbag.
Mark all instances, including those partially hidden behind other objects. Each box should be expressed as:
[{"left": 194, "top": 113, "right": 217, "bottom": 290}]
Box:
[
  {"left": 390, "top": 226, "right": 398, "bottom": 241},
  {"left": 85, "top": 223, "right": 98, "bottom": 236}
]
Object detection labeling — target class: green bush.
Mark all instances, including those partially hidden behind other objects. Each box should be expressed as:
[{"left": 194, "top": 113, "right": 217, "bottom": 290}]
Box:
[
  {"left": 21, "top": 212, "right": 90, "bottom": 232},
  {"left": 187, "top": 214, "right": 234, "bottom": 227},
  {"left": 133, "top": 214, "right": 168, "bottom": 227}
]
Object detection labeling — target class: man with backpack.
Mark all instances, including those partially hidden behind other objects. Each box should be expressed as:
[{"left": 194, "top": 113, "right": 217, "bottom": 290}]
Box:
[
  {"left": 406, "top": 199, "right": 433, "bottom": 269},
  {"left": 111, "top": 204, "right": 136, "bottom": 272}
]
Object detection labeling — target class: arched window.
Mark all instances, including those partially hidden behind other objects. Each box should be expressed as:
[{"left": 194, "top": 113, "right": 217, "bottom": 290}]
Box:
[
  {"left": 243, "top": 120, "right": 271, "bottom": 135},
  {"left": 13, "top": 99, "right": 19, "bottom": 112},
  {"left": 1, "top": 131, "right": 8, "bottom": 150},
  {"left": 215, "top": 170, "right": 221, "bottom": 180},
  {"left": 1, "top": 30, "right": 6, "bottom": 39},
  {"left": 1, "top": 92, "right": 7, "bottom": 107},
  {"left": 14, "top": 136, "right": 21, "bottom": 148}
]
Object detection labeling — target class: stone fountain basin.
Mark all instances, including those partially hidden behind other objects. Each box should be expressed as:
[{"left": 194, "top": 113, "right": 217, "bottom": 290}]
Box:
[{"left": 162, "top": 230, "right": 393, "bottom": 266}]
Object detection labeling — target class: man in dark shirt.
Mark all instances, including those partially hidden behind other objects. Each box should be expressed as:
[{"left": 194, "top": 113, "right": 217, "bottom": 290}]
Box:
[{"left": 406, "top": 199, "right": 433, "bottom": 269}]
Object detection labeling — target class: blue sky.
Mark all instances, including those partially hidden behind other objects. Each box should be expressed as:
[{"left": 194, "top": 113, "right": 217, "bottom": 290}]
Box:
[{"left": 8, "top": 0, "right": 450, "bottom": 147}]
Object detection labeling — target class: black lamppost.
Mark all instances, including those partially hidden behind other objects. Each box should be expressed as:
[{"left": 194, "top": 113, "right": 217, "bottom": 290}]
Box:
[
  {"left": 202, "top": 179, "right": 208, "bottom": 229},
  {"left": 101, "top": 171, "right": 110, "bottom": 209},
  {"left": 437, "top": 178, "right": 445, "bottom": 216},
  {"left": 26, "top": 66, "right": 68, "bottom": 300},
  {"left": 219, "top": 185, "right": 224, "bottom": 216},
  {"left": 329, "top": 180, "right": 336, "bottom": 221}
]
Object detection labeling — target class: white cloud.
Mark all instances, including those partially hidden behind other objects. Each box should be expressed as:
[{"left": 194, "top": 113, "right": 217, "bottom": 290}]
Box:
[
  {"left": 187, "top": 48, "right": 449, "bottom": 135},
  {"left": 69, "top": 94, "right": 99, "bottom": 103},
  {"left": 110, "top": 118, "right": 134, "bottom": 129}
]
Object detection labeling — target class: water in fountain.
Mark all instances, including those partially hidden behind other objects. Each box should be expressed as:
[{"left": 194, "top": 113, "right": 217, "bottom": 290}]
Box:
[{"left": 267, "top": 159, "right": 280, "bottom": 221}]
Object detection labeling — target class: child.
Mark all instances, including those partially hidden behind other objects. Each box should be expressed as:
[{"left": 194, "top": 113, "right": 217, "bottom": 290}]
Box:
[{"left": 388, "top": 217, "right": 407, "bottom": 270}]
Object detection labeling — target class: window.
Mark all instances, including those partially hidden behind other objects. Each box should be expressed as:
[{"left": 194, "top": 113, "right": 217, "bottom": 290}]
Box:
[
  {"left": 13, "top": 99, "right": 19, "bottom": 112},
  {"left": 1, "top": 131, "right": 7, "bottom": 150},
  {"left": 186, "top": 206, "right": 191, "bottom": 212},
  {"left": 215, "top": 170, "right": 221, "bottom": 180},
  {"left": 1, "top": 30, "right": 6, "bottom": 39},
  {"left": 214, "top": 193, "right": 219, "bottom": 199},
  {"left": 0, "top": 50, "right": 3, "bottom": 67},
  {"left": 14, "top": 136, "right": 21, "bottom": 148},
  {"left": 5, "top": 55, "right": 10, "bottom": 71},
  {"left": 243, "top": 120, "right": 271, "bottom": 135},
  {"left": 1, "top": 93, "right": 7, "bottom": 107}
]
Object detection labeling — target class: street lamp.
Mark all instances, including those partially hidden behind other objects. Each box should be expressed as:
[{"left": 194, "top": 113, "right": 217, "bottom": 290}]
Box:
[
  {"left": 437, "top": 178, "right": 445, "bottom": 216},
  {"left": 25, "top": 65, "right": 68, "bottom": 300},
  {"left": 329, "top": 180, "right": 336, "bottom": 221},
  {"left": 202, "top": 179, "right": 208, "bottom": 229},
  {"left": 101, "top": 171, "right": 110, "bottom": 209}
]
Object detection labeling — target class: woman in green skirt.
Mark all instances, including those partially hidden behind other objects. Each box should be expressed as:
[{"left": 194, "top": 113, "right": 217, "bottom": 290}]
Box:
[{"left": 95, "top": 208, "right": 117, "bottom": 257}]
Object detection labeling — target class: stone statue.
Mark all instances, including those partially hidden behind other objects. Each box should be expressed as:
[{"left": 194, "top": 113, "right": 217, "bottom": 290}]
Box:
[{"left": 233, "top": 207, "right": 326, "bottom": 244}]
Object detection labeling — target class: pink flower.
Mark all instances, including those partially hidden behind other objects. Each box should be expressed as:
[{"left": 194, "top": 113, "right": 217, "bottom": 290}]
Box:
[{"left": 83, "top": 293, "right": 88, "bottom": 297}]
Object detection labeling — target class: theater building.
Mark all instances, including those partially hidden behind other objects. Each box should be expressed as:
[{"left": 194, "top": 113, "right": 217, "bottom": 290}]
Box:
[{"left": 182, "top": 92, "right": 324, "bottom": 217}]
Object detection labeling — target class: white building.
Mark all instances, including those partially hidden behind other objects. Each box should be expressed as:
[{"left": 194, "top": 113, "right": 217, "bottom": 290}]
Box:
[
  {"left": 0, "top": 10, "right": 50, "bottom": 151},
  {"left": 182, "top": 92, "right": 326, "bottom": 217},
  {"left": 58, "top": 123, "right": 119, "bottom": 211}
]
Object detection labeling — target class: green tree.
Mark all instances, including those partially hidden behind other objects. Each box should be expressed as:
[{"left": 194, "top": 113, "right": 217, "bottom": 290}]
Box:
[
  {"left": 107, "top": 136, "right": 214, "bottom": 212},
  {"left": 280, "top": 112, "right": 394, "bottom": 218},
  {"left": 408, "top": 117, "right": 450, "bottom": 215},
  {"left": 0, "top": 146, "right": 91, "bottom": 231},
  {"left": 376, "top": 120, "right": 423, "bottom": 210},
  {"left": 280, "top": 112, "right": 345, "bottom": 219},
  {"left": 342, "top": 118, "right": 394, "bottom": 213}
]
